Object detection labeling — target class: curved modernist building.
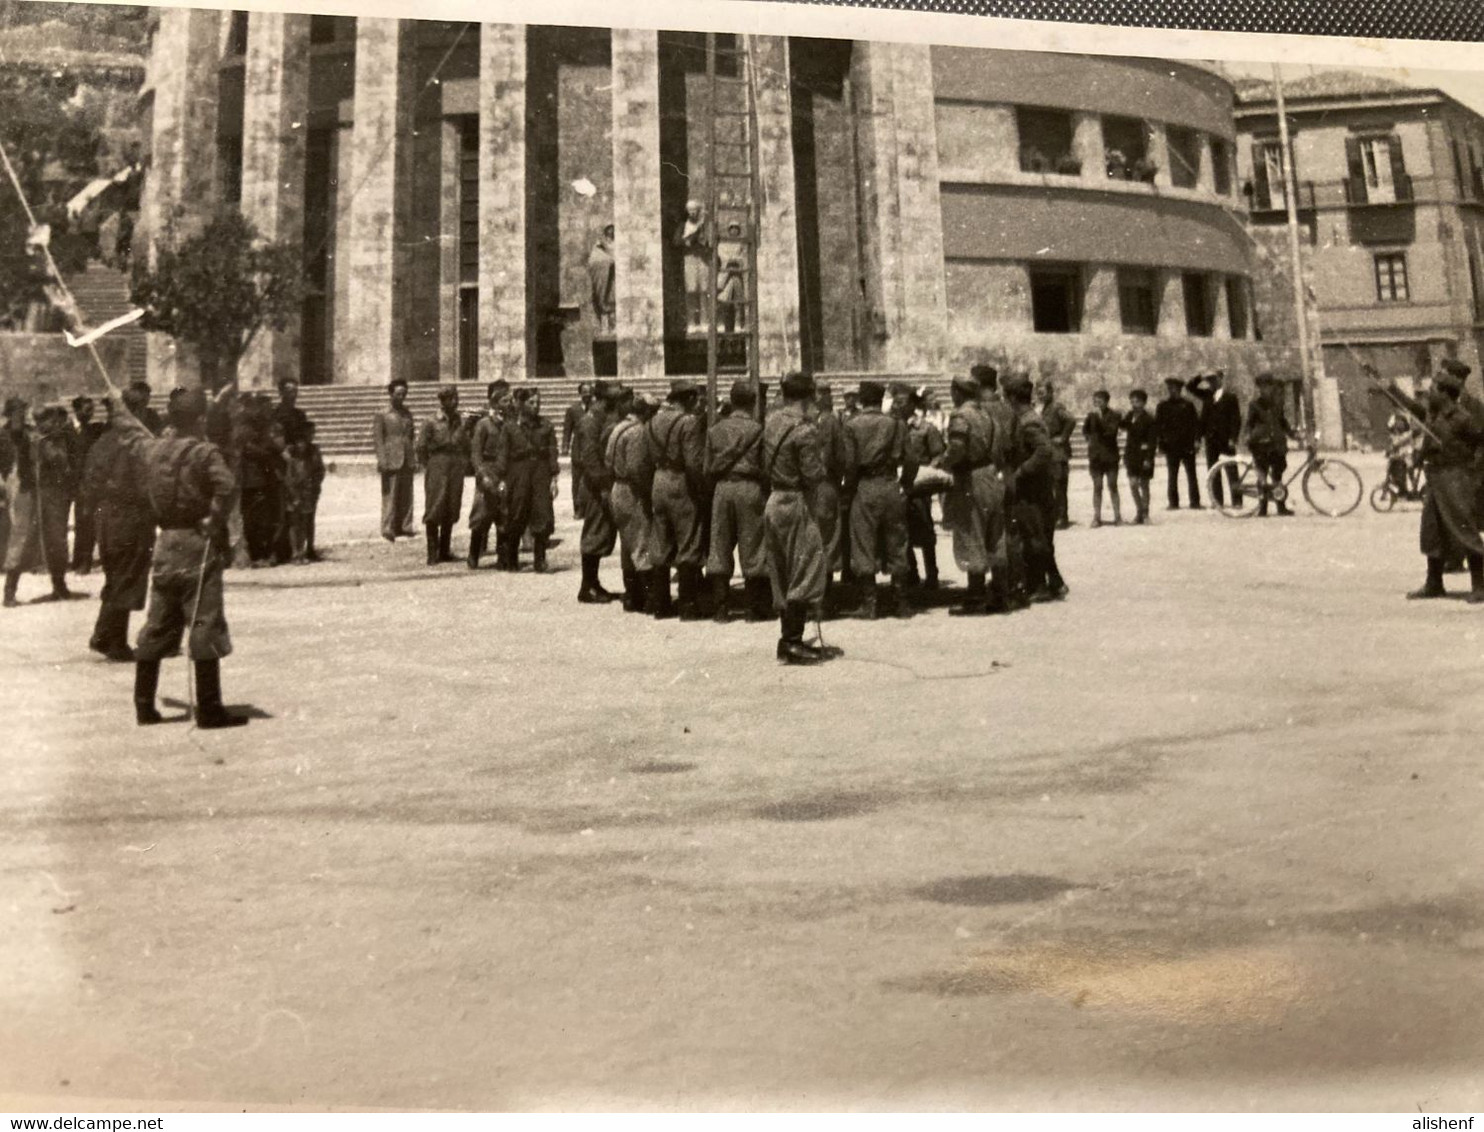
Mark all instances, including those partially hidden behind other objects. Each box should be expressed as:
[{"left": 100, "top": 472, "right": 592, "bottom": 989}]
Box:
[{"left": 137, "top": 15, "right": 1302, "bottom": 409}]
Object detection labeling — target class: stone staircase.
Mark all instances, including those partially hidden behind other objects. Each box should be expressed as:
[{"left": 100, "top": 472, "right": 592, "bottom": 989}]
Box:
[{"left": 64, "top": 262, "right": 147, "bottom": 383}]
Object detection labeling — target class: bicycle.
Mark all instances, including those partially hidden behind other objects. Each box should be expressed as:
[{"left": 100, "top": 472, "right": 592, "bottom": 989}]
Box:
[
  {"left": 1206, "top": 441, "right": 1363, "bottom": 518},
  {"left": 1369, "top": 461, "right": 1426, "bottom": 513}
]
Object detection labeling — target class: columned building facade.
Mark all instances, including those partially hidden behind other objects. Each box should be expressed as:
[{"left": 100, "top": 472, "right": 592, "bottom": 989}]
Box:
[{"left": 139, "top": 12, "right": 1303, "bottom": 408}]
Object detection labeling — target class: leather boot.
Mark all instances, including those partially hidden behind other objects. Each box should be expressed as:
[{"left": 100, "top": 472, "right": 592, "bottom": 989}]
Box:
[
  {"left": 467, "top": 528, "right": 486, "bottom": 570},
  {"left": 91, "top": 606, "right": 134, "bottom": 661},
  {"left": 745, "top": 577, "right": 774, "bottom": 622},
  {"left": 3, "top": 570, "right": 18, "bottom": 607},
  {"left": 532, "top": 534, "right": 549, "bottom": 573},
  {"left": 891, "top": 576, "right": 914, "bottom": 620},
  {"left": 777, "top": 602, "right": 823, "bottom": 665},
  {"left": 951, "top": 572, "right": 991, "bottom": 616},
  {"left": 134, "top": 659, "right": 163, "bottom": 725},
  {"left": 620, "top": 568, "right": 640, "bottom": 612},
  {"left": 678, "top": 566, "right": 707, "bottom": 621},
  {"left": 589, "top": 557, "right": 617, "bottom": 600},
  {"left": 1407, "top": 557, "right": 1446, "bottom": 599},
  {"left": 710, "top": 575, "right": 731, "bottom": 623},
  {"left": 578, "top": 554, "right": 617, "bottom": 603},
  {"left": 849, "top": 580, "right": 878, "bottom": 620},
  {"left": 921, "top": 545, "right": 939, "bottom": 590},
  {"left": 505, "top": 533, "right": 521, "bottom": 572},
  {"left": 194, "top": 660, "right": 248, "bottom": 729},
  {"left": 649, "top": 566, "right": 675, "bottom": 619},
  {"left": 1469, "top": 554, "right": 1484, "bottom": 604},
  {"left": 425, "top": 524, "right": 440, "bottom": 566},
  {"left": 630, "top": 570, "right": 650, "bottom": 614},
  {"left": 48, "top": 571, "right": 73, "bottom": 600},
  {"left": 438, "top": 523, "right": 454, "bottom": 562}
]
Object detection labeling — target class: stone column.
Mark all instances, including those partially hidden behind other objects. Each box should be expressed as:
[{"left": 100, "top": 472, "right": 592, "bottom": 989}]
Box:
[
  {"left": 141, "top": 7, "right": 221, "bottom": 389},
  {"left": 611, "top": 29, "right": 665, "bottom": 377},
  {"left": 345, "top": 18, "right": 417, "bottom": 386},
  {"left": 478, "top": 23, "right": 528, "bottom": 380},
  {"left": 1072, "top": 112, "right": 1105, "bottom": 186},
  {"left": 1211, "top": 276, "right": 1232, "bottom": 340},
  {"left": 330, "top": 104, "right": 355, "bottom": 384},
  {"left": 852, "top": 41, "right": 949, "bottom": 375},
  {"left": 749, "top": 35, "right": 802, "bottom": 377},
  {"left": 1197, "top": 135, "right": 1217, "bottom": 194},
  {"left": 1083, "top": 265, "right": 1120, "bottom": 335},
  {"left": 438, "top": 119, "right": 463, "bottom": 382},
  {"left": 1157, "top": 270, "right": 1185, "bottom": 340},
  {"left": 239, "top": 12, "right": 310, "bottom": 390},
  {"left": 1146, "top": 122, "right": 1171, "bottom": 189}
]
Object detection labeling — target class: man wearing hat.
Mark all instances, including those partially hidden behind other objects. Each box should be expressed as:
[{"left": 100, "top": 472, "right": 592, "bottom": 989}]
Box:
[
  {"left": 842, "top": 380, "right": 913, "bottom": 619},
  {"left": 467, "top": 380, "right": 511, "bottom": 569},
  {"left": 704, "top": 380, "right": 771, "bottom": 622},
  {"left": 1188, "top": 370, "right": 1242, "bottom": 507},
  {"left": 495, "top": 385, "right": 560, "bottom": 572},
  {"left": 1155, "top": 376, "right": 1202, "bottom": 509},
  {"left": 1004, "top": 373, "right": 1069, "bottom": 602},
  {"left": 68, "top": 394, "right": 105, "bottom": 573},
  {"left": 1245, "top": 374, "right": 1298, "bottom": 517},
  {"left": 416, "top": 386, "right": 469, "bottom": 566},
  {"left": 897, "top": 382, "right": 946, "bottom": 589},
  {"left": 3, "top": 402, "right": 77, "bottom": 608},
  {"left": 1388, "top": 359, "right": 1484, "bottom": 600},
  {"left": 939, "top": 374, "right": 1006, "bottom": 615},
  {"left": 810, "top": 380, "right": 848, "bottom": 608},
  {"left": 646, "top": 379, "right": 707, "bottom": 619},
  {"left": 606, "top": 390, "right": 658, "bottom": 612},
  {"left": 114, "top": 387, "right": 247, "bottom": 728},
  {"left": 80, "top": 395, "right": 156, "bottom": 661},
  {"left": 373, "top": 378, "right": 417, "bottom": 542},
  {"left": 572, "top": 380, "right": 624, "bottom": 601},
  {"left": 764, "top": 372, "right": 832, "bottom": 664}
]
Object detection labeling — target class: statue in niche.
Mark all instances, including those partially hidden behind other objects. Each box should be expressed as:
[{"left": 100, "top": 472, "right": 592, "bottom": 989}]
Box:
[
  {"left": 673, "top": 199, "right": 711, "bottom": 332},
  {"left": 586, "top": 224, "right": 616, "bottom": 335}
]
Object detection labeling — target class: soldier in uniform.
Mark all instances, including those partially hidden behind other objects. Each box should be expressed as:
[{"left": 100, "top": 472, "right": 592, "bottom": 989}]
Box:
[
  {"left": 571, "top": 381, "right": 621, "bottom": 602},
  {"left": 81, "top": 392, "right": 156, "bottom": 660},
  {"left": 705, "top": 380, "right": 771, "bottom": 623},
  {"left": 467, "top": 380, "right": 511, "bottom": 570},
  {"left": 938, "top": 375, "right": 1006, "bottom": 616},
  {"left": 763, "top": 372, "right": 832, "bottom": 665},
  {"left": 842, "top": 380, "right": 913, "bottom": 619},
  {"left": 3, "top": 403, "right": 76, "bottom": 607},
  {"left": 810, "top": 380, "right": 848, "bottom": 612},
  {"left": 1245, "top": 373, "right": 1297, "bottom": 518},
  {"left": 1038, "top": 379, "right": 1076, "bottom": 529},
  {"left": 1006, "top": 373, "right": 1069, "bottom": 603},
  {"left": 496, "top": 386, "right": 560, "bottom": 572},
  {"left": 115, "top": 387, "right": 246, "bottom": 729},
  {"left": 373, "top": 379, "right": 417, "bottom": 542},
  {"left": 417, "top": 386, "right": 469, "bottom": 565},
  {"left": 68, "top": 395, "right": 105, "bottom": 573},
  {"left": 973, "top": 364, "right": 1026, "bottom": 608},
  {"left": 897, "top": 383, "right": 945, "bottom": 589},
  {"left": 1387, "top": 359, "right": 1484, "bottom": 601},
  {"left": 606, "top": 390, "right": 658, "bottom": 612},
  {"left": 646, "top": 380, "right": 707, "bottom": 620}
]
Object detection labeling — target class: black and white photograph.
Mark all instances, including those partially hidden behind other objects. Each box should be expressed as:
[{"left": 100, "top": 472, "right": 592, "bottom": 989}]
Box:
[{"left": 2, "top": 0, "right": 1483, "bottom": 1113}]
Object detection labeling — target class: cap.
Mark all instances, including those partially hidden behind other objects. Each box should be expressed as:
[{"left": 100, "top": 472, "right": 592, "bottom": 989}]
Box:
[
  {"left": 633, "top": 392, "right": 660, "bottom": 411},
  {"left": 1163, "top": 376, "right": 1185, "bottom": 387},
  {"left": 858, "top": 380, "right": 886, "bottom": 402},
  {"left": 1002, "top": 374, "right": 1035, "bottom": 401},
  {"left": 170, "top": 387, "right": 209, "bottom": 419},
  {"left": 969, "top": 363, "right": 998, "bottom": 387},
  {"left": 780, "top": 371, "right": 815, "bottom": 399},
  {"left": 669, "top": 379, "right": 699, "bottom": 399},
  {"left": 486, "top": 379, "right": 511, "bottom": 399},
  {"left": 1441, "top": 358, "right": 1472, "bottom": 380},
  {"left": 729, "top": 380, "right": 756, "bottom": 407},
  {"left": 888, "top": 381, "right": 917, "bottom": 404},
  {"left": 951, "top": 375, "right": 981, "bottom": 398}
]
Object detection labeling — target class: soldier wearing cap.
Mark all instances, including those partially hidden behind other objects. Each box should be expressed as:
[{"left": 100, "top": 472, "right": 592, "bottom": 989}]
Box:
[
  {"left": 1037, "top": 379, "right": 1076, "bottom": 529},
  {"left": 841, "top": 380, "right": 913, "bottom": 619},
  {"left": 495, "top": 386, "right": 560, "bottom": 572},
  {"left": 704, "top": 380, "right": 771, "bottom": 622},
  {"left": 605, "top": 390, "right": 658, "bottom": 611},
  {"left": 467, "top": 379, "right": 511, "bottom": 569},
  {"left": 111, "top": 387, "right": 246, "bottom": 728},
  {"left": 764, "top": 372, "right": 832, "bottom": 664},
  {"left": 416, "top": 386, "right": 469, "bottom": 566},
  {"left": 938, "top": 374, "right": 1006, "bottom": 614},
  {"left": 1245, "top": 373, "right": 1298, "bottom": 518},
  {"left": 1005, "top": 373, "right": 1069, "bottom": 602},
  {"left": 81, "top": 392, "right": 156, "bottom": 661},
  {"left": 573, "top": 380, "right": 624, "bottom": 602},
  {"left": 3, "top": 402, "right": 76, "bottom": 608},
  {"left": 810, "top": 379, "right": 848, "bottom": 609},
  {"left": 896, "top": 382, "right": 946, "bottom": 589},
  {"left": 68, "top": 394, "right": 105, "bottom": 572},
  {"left": 646, "top": 379, "right": 707, "bottom": 619},
  {"left": 1388, "top": 358, "right": 1484, "bottom": 600}
]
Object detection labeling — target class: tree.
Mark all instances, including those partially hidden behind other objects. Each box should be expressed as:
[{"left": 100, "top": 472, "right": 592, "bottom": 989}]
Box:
[{"left": 130, "top": 210, "right": 305, "bottom": 389}]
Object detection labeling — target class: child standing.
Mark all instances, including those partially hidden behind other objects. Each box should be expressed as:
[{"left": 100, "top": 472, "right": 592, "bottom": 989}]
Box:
[
  {"left": 1082, "top": 389, "right": 1123, "bottom": 527},
  {"left": 283, "top": 422, "right": 326, "bottom": 564},
  {"left": 1121, "top": 389, "right": 1157, "bottom": 524}
]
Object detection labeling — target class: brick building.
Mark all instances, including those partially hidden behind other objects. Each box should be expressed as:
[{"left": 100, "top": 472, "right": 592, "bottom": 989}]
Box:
[
  {"left": 1236, "top": 71, "right": 1484, "bottom": 445},
  {"left": 137, "top": 11, "right": 1315, "bottom": 419}
]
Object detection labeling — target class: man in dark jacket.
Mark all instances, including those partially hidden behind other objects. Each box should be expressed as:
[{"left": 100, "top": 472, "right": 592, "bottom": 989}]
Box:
[
  {"left": 1007, "top": 374, "right": 1067, "bottom": 602},
  {"left": 495, "top": 386, "right": 559, "bottom": 573},
  {"left": 1155, "top": 376, "right": 1201, "bottom": 509},
  {"left": 1082, "top": 389, "right": 1123, "bottom": 527},
  {"left": 82, "top": 394, "right": 156, "bottom": 660},
  {"left": 705, "top": 380, "right": 770, "bottom": 622},
  {"left": 68, "top": 395, "right": 106, "bottom": 572},
  {"left": 646, "top": 380, "right": 707, "bottom": 619},
  {"left": 842, "top": 380, "right": 912, "bottom": 619},
  {"left": 572, "top": 380, "right": 620, "bottom": 602},
  {"left": 1121, "top": 389, "right": 1157, "bottom": 525},
  {"left": 468, "top": 380, "right": 511, "bottom": 570},
  {"left": 1038, "top": 380, "right": 1076, "bottom": 528},
  {"left": 417, "top": 386, "right": 469, "bottom": 565},
  {"left": 1188, "top": 371, "right": 1242, "bottom": 507},
  {"left": 1245, "top": 373, "right": 1297, "bottom": 517}
]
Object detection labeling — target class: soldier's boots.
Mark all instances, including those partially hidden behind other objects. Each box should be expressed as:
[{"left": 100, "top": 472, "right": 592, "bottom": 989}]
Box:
[
  {"left": 425, "top": 524, "right": 440, "bottom": 566},
  {"left": 1407, "top": 557, "right": 1447, "bottom": 599},
  {"left": 193, "top": 660, "right": 249, "bottom": 730},
  {"left": 648, "top": 567, "right": 676, "bottom": 619},
  {"left": 776, "top": 602, "right": 824, "bottom": 666},
  {"left": 621, "top": 569, "right": 648, "bottom": 613},
  {"left": 710, "top": 575, "right": 731, "bottom": 623},
  {"left": 1468, "top": 555, "right": 1484, "bottom": 604},
  {"left": 134, "top": 659, "right": 164, "bottom": 725},
  {"left": 849, "top": 582, "right": 879, "bottom": 620},
  {"left": 677, "top": 565, "right": 708, "bottom": 622},
  {"left": 495, "top": 534, "right": 518, "bottom": 572},
  {"left": 467, "top": 528, "right": 488, "bottom": 570},
  {"left": 921, "top": 546, "right": 940, "bottom": 591},
  {"left": 744, "top": 577, "right": 773, "bottom": 623},
  {"left": 2, "top": 570, "right": 19, "bottom": 608},
  {"left": 578, "top": 554, "right": 617, "bottom": 604},
  {"left": 437, "top": 523, "right": 455, "bottom": 562},
  {"left": 532, "top": 535, "right": 550, "bottom": 573},
  {"left": 90, "top": 606, "right": 135, "bottom": 662},
  {"left": 950, "top": 572, "right": 992, "bottom": 617},
  {"left": 890, "top": 577, "right": 914, "bottom": 620}
]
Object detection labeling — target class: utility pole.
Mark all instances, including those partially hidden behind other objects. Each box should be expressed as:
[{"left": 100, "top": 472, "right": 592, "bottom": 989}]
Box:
[{"left": 1274, "top": 65, "right": 1317, "bottom": 438}]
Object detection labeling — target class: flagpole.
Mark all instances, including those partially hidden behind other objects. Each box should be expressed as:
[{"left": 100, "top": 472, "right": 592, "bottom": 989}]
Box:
[{"left": 1274, "top": 65, "right": 1318, "bottom": 440}]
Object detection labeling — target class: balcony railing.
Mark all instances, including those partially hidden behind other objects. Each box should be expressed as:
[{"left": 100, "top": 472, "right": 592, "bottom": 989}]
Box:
[
  {"left": 1246, "top": 179, "right": 1316, "bottom": 213},
  {"left": 1343, "top": 174, "right": 1415, "bottom": 205}
]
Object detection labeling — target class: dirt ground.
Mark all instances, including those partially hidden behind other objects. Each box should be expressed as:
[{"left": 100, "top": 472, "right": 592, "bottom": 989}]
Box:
[{"left": 3, "top": 455, "right": 1483, "bottom": 1112}]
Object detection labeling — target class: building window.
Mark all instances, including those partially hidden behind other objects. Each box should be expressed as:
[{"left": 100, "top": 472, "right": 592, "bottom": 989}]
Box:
[
  {"left": 1016, "top": 107, "right": 1079, "bottom": 175},
  {"left": 1182, "top": 272, "right": 1214, "bottom": 336},
  {"left": 1103, "top": 116, "right": 1153, "bottom": 181},
  {"left": 1259, "top": 140, "right": 1287, "bottom": 210},
  {"left": 1250, "top": 279, "right": 1263, "bottom": 341},
  {"left": 1226, "top": 276, "right": 1249, "bottom": 338},
  {"left": 1471, "top": 146, "right": 1484, "bottom": 200},
  {"left": 1211, "top": 138, "right": 1232, "bottom": 196},
  {"left": 1167, "top": 126, "right": 1201, "bottom": 189},
  {"left": 226, "top": 11, "right": 249, "bottom": 56},
  {"left": 458, "top": 288, "right": 479, "bottom": 382},
  {"left": 1117, "top": 267, "right": 1159, "bottom": 335},
  {"left": 459, "top": 117, "right": 478, "bottom": 286},
  {"left": 1469, "top": 245, "right": 1484, "bottom": 320},
  {"left": 309, "top": 16, "right": 353, "bottom": 44},
  {"left": 1374, "top": 252, "right": 1409, "bottom": 302},
  {"left": 1028, "top": 264, "right": 1084, "bottom": 333}
]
